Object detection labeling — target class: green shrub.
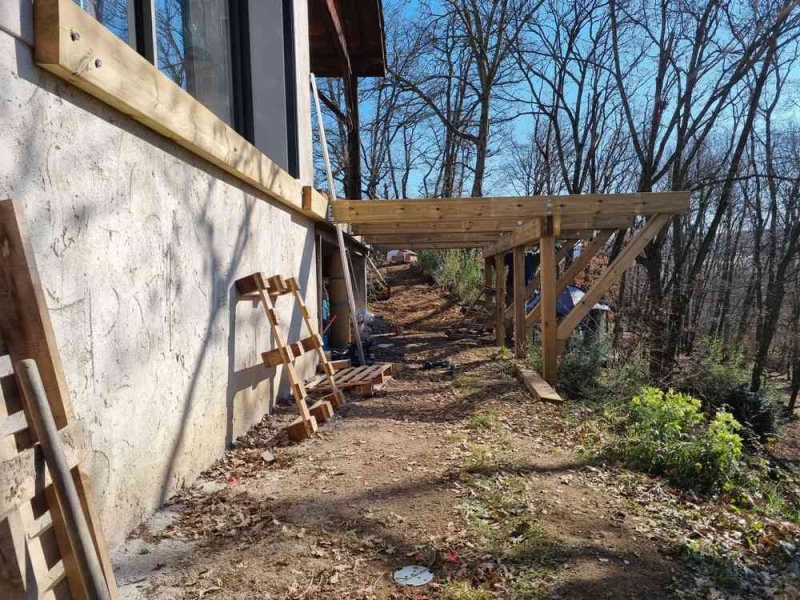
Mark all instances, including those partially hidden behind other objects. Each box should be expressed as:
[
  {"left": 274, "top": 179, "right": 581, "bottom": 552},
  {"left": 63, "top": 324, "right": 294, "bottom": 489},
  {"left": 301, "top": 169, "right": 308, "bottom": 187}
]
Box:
[
  {"left": 556, "top": 334, "right": 608, "bottom": 401},
  {"left": 416, "top": 249, "right": 482, "bottom": 303},
  {"left": 673, "top": 337, "right": 778, "bottom": 441},
  {"left": 621, "top": 387, "right": 745, "bottom": 492}
]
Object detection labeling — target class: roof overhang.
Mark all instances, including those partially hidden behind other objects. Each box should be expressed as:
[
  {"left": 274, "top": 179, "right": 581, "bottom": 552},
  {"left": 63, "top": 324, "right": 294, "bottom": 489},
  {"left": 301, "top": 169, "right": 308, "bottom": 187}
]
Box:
[{"left": 309, "top": 0, "right": 387, "bottom": 77}]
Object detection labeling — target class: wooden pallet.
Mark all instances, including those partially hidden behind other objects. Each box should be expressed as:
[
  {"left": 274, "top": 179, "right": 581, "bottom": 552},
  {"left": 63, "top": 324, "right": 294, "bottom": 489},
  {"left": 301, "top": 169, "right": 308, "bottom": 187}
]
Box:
[
  {"left": 235, "top": 273, "right": 345, "bottom": 442},
  {"left": 0, "top": 199, "right": 119, "bottom": 599},
  {"left": 306, "top": 363, "right": 394, "bottom": 396}
]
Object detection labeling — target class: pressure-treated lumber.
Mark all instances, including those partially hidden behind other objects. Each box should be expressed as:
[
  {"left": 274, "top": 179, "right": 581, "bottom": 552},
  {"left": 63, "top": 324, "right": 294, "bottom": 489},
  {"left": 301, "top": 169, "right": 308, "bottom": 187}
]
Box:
[
  {"left": 353, "top": 215, "right": 632, "bottom": 236},
  {"left": 0, "top": 200, "right": 74, "bottom": 429},
  {"left": 34, "top": 0, "right": 327, "bottom": 221},
  {"left": 254, "top": 280, "right": 317, "bottom": 440},
  {"left": 365, "top": 233, "right": 497, "bottom": 246},
  {"left": 513, "top": 246, "right": 527, "bottom": 358},
  {"left": 332, "top": 192, "right": 689, "bottom": 224},
  {"left": 0, "top": 198, "right": 120, "bottom": 599},
  {"left": 539, "top": 218, "right": 558, "bottom": 385},
  {"left": 515, "top": 366, "right": 564, "bottom": 404},
  {"left": 374, "top": 242, "right": 489, "bottom": 250},
  {"left": 557, "top": 215, "right": 671, "bottom": 341},
  {"left": 494, "top": 254, "right": 505, "bottom": 346},
  {"left": 0, "top": 421, "right": 90, "bottom": 518},
  {"left": 525, "top": 231, "right": 614, "bottom": 326},
  {"left": 285, "top": 277, "right": 345, "bottom": 409}
]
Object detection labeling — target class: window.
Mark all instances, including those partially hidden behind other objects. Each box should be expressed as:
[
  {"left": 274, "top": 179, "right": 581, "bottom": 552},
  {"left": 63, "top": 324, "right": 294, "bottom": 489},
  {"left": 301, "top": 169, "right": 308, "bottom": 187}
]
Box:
[
  {"left": 71, "top": 0, "right": 299, "bottom": 171},
  {"left": 72, "top": 0, "right": 129, "bottom": 43},
  {"left": 155, "top": 0, "right": 235, "bottom": 126}
]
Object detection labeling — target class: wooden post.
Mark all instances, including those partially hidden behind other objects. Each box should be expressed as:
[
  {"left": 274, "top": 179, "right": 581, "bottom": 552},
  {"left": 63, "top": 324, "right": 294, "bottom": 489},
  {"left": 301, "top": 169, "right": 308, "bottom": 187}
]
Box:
[
  {"left": 494, "top": 254, "right": 505, "bottom": 346},
  {"left": 539, "top": 217, "right": 558, "bottom": 385},
  {"left": 484, "top": 256, "right": 494, "bottom": 289},
  {"left": 513, "top": 245, "right": 526, "bottom": 358}
]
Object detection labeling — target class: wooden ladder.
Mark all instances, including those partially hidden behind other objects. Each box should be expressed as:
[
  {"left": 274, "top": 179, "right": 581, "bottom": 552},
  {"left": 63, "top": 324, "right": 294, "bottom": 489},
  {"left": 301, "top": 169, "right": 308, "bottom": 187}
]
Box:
[
  {"left": 0, "top": 199, "right": 119, "bottom": 599},
  {"left": 235, "top": 273, "right": 345, "bottom": 442}
]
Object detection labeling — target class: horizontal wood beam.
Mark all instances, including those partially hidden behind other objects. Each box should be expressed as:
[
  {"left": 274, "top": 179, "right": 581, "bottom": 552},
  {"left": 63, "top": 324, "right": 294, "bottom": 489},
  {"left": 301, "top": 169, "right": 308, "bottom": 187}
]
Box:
[
  {"left": 365, "top": 232, "right": 497, "bottom": 245},
  {"left": 35, "top": 0, "right": 328, "bottom": 221},
  {"left": 484, "top": 217, "right": 631, "bottom": 257},
  {"left": 354, "top": 216, "right": 634, "bottom": 237},
  {"left": 332, "top": 192, "right": 689, "bottom": 224},
  {"left": 373, "top": 242, "right": 488, "bottom": 250},
  {"left": 353, "top": 219, "right": 529, "bottom": 235}
]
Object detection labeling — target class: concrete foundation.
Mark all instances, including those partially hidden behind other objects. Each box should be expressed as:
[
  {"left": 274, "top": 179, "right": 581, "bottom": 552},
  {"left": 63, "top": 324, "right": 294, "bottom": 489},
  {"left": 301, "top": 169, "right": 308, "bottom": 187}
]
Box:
[{"left": 0, "top": 2, "right": 318, "bottom": 546}]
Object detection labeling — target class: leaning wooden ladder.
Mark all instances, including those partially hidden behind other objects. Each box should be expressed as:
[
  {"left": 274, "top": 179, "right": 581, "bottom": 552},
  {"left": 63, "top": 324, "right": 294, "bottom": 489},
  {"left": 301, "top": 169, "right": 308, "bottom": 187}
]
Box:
[
  {"left": 235, "top": 273, "right": 345, "bottom": 442},
  {"left": 0, "top": 199, "right": 119, "bottom": 598}
]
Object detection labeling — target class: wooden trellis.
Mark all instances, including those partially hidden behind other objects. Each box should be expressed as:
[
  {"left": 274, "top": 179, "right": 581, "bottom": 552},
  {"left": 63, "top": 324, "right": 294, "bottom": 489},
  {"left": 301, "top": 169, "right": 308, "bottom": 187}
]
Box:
[{"left": 235, "top": 273, "right": 345, "bottom": 442}]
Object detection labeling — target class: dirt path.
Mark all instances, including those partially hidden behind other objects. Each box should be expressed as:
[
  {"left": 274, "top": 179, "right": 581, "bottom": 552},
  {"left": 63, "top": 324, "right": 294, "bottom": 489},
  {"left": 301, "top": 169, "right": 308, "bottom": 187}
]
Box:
[{"left": 112, "top": 264, "right": 692, "bottom": 599}]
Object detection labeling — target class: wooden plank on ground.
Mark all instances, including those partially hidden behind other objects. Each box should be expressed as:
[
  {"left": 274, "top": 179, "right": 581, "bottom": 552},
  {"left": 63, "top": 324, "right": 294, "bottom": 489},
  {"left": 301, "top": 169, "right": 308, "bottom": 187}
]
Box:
[{"left": 515, "top": 366, "right": 564, "bottom": 404}]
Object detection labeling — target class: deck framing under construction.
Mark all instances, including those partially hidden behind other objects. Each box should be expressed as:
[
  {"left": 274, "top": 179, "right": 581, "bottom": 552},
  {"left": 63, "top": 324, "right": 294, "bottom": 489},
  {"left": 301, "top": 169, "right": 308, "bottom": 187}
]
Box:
[{"left": 332, "top": 192, "right": 690, "bottom": 392}]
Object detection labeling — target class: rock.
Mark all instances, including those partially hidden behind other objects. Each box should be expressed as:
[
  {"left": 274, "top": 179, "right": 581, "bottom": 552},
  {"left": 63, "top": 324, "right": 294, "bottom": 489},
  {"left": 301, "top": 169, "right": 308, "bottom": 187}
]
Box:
[{"left": 261, "top": 450, "right": 276, "bottom": 464}]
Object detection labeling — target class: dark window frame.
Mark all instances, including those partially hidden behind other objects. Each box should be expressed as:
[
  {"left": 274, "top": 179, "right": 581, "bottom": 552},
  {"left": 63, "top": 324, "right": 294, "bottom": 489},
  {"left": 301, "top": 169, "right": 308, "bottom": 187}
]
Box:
[{"left": 76, "top": 0, "right": 298, "bottom": 160}]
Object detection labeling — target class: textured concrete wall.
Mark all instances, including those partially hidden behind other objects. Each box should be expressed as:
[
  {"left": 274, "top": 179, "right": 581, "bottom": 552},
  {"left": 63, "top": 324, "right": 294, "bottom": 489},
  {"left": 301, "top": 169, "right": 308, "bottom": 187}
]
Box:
[{"left": 0, "top": 1, "right": 318, "bottom": 546}]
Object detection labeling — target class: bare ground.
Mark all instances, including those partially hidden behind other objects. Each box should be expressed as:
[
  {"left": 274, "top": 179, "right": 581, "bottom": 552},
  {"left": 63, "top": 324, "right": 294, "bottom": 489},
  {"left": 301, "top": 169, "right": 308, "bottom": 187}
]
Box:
[{"left": 113, "top": 264, "right": 799, "bottom": 600}]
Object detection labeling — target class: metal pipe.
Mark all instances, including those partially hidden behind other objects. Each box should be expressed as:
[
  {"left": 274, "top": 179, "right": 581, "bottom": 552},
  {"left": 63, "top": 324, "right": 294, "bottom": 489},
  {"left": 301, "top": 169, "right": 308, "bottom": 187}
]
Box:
[{"left": 16, "top": 359, "right": 111, "bottom": 600}]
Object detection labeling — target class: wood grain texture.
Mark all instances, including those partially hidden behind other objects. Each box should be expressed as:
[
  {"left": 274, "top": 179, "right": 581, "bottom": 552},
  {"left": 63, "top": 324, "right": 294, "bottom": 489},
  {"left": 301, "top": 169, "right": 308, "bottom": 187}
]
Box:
[
  {"left": 539, "top": 221, "right": 558, "bottom": 385},
  {"left": 0, "top": 200, "right": 74, "bottom": 429},
  {"left": 513, "top": 246, "right": 526, "bottom": 358},
  {"left": 332, "top": 193, "right": 689, "bottom": 224},
  {"left": 525, "top": 231, "right": 613, "bottom": 326}
]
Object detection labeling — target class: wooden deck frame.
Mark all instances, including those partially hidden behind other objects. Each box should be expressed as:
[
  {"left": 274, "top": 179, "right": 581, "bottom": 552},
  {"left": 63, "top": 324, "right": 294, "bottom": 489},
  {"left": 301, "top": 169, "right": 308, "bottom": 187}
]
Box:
[
  {"left": 525, "top": 231, "right": 614, "bottom": 326},
  {"left": 337, "top": 193, "right": 686, "bottom": 389},
  {"left": 556, "top": 215, "right": 671, "bottom": 342},
  {"left": 504, "top": 240, "right": 578, "bottom": 320}
]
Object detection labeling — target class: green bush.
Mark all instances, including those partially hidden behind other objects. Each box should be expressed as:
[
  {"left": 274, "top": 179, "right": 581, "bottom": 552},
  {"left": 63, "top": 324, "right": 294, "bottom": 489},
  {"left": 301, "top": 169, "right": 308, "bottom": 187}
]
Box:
[
  {"left": 621, "top": 387, "right": 744, "bottom": 492},
  {"left": 416, "top": 249, "right": 483, "bottom": 303},
  {"left": 556, "top": 334, "right": 608, "bottom": 401},
  {"left": 673, "top": 337, "right": 778, "bottom": 441}
]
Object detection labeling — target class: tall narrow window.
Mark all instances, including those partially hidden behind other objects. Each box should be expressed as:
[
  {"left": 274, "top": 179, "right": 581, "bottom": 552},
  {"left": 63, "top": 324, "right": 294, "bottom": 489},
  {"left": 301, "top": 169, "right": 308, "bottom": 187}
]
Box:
[
  {"left": 72, "top": 0, "right": 130, "bottom": 43},
  {"left": 155, "top": 0, "right": 235, "bottom": 125}
]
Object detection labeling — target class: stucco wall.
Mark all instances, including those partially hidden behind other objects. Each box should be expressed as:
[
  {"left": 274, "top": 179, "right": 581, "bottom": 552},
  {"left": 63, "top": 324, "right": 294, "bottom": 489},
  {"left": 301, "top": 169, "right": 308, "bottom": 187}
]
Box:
[{"left": 0, "top": 1, "right": 318, "bottom": 546}]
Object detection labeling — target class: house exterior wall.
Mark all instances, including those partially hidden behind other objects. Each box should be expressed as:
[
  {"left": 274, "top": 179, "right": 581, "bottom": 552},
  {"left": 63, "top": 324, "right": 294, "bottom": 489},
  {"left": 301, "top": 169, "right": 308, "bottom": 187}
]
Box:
[{"left": 0, "top": 0, "right": 318, "bottom": 546}]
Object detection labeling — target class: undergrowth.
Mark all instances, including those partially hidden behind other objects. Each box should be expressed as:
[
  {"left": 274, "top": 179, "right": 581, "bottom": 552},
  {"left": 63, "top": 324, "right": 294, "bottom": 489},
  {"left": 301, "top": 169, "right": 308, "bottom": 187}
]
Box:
[{"left": 417, "top": 249, "right": 483, "bottom": 303}]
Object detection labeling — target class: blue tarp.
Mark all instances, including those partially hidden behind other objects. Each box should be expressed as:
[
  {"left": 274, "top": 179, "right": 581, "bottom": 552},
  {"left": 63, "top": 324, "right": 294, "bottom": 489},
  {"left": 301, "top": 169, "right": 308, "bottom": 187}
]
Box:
[{"left": 526, "top": 285, "right": 611, "bottom": 317}]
